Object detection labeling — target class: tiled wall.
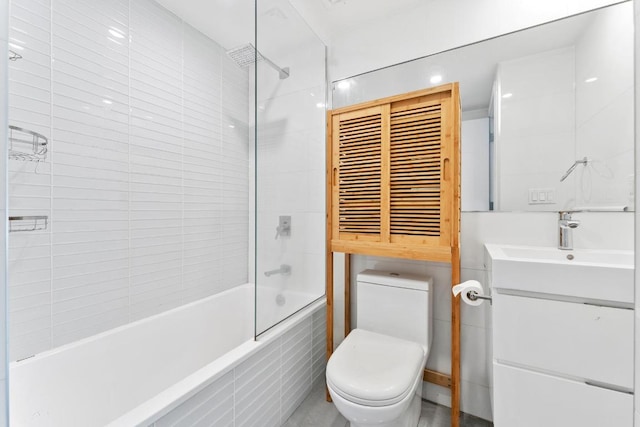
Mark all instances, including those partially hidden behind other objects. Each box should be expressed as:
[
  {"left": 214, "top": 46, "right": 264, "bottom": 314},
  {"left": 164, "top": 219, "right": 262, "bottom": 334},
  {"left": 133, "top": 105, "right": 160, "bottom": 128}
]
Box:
[
  {"left": 334, "top": 210, "right": 635, "bottom": 421},
  {"left": 150, "top": 306, "right": 326, "bottom": 427},
  {"left": 7, "top": 0, "right": 249, "bottom": 362}
]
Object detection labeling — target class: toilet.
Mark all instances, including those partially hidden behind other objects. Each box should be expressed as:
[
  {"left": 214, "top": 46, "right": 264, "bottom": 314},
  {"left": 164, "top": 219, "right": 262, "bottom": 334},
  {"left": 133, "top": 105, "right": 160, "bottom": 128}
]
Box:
[{"left": 326, "top": 269, "right": 433, "bottom": 427}]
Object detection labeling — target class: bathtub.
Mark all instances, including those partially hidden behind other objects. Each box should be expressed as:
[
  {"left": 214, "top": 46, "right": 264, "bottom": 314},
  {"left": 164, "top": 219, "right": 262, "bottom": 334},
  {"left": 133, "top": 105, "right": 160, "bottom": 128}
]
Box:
[{"left": 10, "top": 284, "right": 326, "bottom": 426}]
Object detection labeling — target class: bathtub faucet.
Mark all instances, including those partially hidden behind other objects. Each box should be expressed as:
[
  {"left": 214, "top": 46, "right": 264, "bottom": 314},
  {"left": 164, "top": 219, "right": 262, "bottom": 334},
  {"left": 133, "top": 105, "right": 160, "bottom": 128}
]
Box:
[
  {"left": 558, "top": 211, "right": 580, "bottom": 250},
  {"left": 264, "top": 264, "right": 291, "bottom": 277}
]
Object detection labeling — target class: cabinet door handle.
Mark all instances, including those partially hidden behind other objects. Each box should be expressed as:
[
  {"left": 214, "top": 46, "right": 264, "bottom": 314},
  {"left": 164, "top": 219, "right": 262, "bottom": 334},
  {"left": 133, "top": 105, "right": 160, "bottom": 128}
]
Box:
[{"left": 442, "top": 157, "right": 450, "bottom": 181}]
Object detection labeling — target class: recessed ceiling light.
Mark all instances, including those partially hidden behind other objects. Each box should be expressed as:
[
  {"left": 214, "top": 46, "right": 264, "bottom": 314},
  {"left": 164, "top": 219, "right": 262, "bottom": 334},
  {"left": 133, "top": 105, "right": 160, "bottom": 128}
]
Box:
[
  {"left": 228, "top": 124, "right": 235, "bottom": 129},
  {"left": 585, "top": 77, "right": 598, "bottom": 83},
  {"left": 316, "top": 102, "right": 326, "bottom": 108},
  {"left": 430, "top": 75, "right": 442, "bottom": 84},
  {"left": 502, "top": 93, "right": 513, "bottom": 99},
  {"left": 337, "top": 81, "right": 350, "bottom": 90},
  {"left": 102, "top": 99, "right": 113, "bottom": 105}
]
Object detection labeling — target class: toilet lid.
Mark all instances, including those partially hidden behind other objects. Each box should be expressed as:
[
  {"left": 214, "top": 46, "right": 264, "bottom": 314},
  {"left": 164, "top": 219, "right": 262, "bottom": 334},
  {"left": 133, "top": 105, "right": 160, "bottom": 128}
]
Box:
[{"left": 326, "top": 329, "right": 425, "bottom": 407}]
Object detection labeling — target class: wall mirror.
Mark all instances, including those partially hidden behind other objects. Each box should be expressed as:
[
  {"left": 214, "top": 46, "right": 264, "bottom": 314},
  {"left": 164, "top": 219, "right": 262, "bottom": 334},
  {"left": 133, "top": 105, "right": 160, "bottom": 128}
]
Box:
[{"left": 331, "top": 1, "right": 634, "bottom": 212}]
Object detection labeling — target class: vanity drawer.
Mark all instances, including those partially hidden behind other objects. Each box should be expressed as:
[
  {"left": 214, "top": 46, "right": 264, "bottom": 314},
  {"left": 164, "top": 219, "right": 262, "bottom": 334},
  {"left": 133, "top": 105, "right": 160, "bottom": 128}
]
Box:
[
  {"left": 493, "top": 293, "right": 633, "bottom": 388},
  {"left": 493, "top": 363, "right": 633, "bottom": 427}
]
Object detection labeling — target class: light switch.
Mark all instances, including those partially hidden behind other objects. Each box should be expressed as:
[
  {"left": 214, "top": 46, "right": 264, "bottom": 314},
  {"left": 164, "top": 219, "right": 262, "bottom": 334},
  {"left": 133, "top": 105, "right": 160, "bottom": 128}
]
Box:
[{"left": 528, "top": 188, "right": 556, "bottom": 204}]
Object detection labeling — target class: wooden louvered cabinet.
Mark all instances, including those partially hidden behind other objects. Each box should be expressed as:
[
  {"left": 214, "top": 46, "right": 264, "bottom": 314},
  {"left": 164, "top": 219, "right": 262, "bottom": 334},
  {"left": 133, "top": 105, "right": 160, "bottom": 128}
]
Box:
[{"left": 328, "top": 83, "right": 460, "bottom": 262}]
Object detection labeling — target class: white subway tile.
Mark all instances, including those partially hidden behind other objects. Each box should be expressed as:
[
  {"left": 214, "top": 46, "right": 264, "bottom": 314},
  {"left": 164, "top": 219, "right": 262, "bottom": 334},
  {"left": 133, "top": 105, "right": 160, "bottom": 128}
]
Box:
[
  {"left": 155, "top": 371, "right": 234, "bottom": 427},
  {"left": 235, "top": 339, "right": 282, "bottom": 427},
  {"left": 11, "top": 327, "right": 52, "bottom": 361},
  {"left": 52, "top": 305, "right": 128, "bottom": 347},
  {"left": 7, "top": 0, "right": 252, "bottom": 364}
]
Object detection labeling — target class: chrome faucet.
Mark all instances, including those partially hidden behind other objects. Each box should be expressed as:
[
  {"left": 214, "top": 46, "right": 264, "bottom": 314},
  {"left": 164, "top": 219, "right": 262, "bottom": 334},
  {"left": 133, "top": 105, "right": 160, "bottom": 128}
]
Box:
[
  {"left": 264, "top": 264, "right": 291, "bottom": 277},
  {"left": 558, "top": 211, "right": 580, "bottom": 250}
]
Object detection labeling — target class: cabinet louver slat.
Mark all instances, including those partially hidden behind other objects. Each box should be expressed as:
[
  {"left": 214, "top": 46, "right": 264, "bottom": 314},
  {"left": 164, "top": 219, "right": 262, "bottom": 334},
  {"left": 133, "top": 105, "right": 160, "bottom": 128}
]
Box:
[
  {"left": 337, "top": 111, "right": 382, "bottom": 235},
  {"left": 390, "top": 103, "right": 442, "bottom": 236}
]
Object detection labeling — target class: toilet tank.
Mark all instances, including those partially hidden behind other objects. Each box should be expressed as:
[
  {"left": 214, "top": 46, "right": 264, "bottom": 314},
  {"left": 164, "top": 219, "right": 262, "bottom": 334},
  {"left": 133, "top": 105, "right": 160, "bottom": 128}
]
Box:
[{"left": 356, "top": 269, "right": 433, "bottom": 351}]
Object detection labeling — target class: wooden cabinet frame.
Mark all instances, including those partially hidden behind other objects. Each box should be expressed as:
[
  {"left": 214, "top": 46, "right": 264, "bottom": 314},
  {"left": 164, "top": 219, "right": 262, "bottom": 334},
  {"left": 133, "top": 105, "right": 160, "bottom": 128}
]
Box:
[{"left": 325, "top": 83, "right": 461, "bottom": 427}]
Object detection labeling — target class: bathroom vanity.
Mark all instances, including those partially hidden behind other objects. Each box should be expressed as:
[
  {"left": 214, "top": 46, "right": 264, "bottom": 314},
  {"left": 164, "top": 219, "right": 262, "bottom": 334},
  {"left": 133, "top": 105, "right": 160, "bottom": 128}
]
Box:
[{"left": 485, "top": 244, "right": 634, "bottom": 427}]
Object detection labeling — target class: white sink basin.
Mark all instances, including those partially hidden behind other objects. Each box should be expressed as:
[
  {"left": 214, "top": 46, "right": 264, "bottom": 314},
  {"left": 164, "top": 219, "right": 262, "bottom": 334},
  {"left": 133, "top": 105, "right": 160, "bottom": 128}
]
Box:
[{"left": 485, "top": 244, "right": 634, "bottom": 304}]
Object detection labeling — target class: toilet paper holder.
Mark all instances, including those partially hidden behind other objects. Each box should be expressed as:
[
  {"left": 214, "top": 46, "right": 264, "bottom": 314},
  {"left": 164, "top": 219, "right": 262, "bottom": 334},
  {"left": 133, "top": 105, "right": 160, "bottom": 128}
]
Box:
[{"left": 466, "top": 290, "right": 492, "bottom": 304}]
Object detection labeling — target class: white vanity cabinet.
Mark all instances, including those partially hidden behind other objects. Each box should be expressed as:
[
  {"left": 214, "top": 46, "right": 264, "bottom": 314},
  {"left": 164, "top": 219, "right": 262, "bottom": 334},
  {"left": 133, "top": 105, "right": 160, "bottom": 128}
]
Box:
[
  {"left": 493, "top": 363, "right": 633, "bottom": 427},
  {"left": 485, "top": 244, "right": 635, "bottom": 427}
]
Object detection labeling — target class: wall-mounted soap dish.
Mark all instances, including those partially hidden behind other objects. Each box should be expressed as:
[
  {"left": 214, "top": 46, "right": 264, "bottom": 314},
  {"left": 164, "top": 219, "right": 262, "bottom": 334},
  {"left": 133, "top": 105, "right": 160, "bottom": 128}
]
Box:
[
  {"left": 9, "top": 216, "right": 49, "bottom": 233},
  {"left": 8, "top": 125, "right": 48, "bottom": 162}
]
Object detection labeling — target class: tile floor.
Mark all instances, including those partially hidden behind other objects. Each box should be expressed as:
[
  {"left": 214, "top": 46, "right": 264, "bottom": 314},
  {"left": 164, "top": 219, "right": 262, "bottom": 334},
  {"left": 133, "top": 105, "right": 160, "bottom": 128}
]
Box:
[{"left": 284, "top": 381, "right": 493, "bottom": 427}]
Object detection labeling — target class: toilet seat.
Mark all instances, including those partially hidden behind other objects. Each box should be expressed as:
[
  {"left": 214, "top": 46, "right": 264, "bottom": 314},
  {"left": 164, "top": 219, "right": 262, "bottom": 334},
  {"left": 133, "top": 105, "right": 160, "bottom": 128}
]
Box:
[{"left": 326, "top": 328, "right": 425, "bottom": 407}]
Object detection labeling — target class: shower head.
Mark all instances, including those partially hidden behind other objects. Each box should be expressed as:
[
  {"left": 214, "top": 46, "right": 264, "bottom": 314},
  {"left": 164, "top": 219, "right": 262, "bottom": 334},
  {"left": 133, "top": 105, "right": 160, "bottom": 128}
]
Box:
[
  {"left": 227, "top": 44, "right": 264, "bottom": 68},
  {"left": 226, "top": 43, "right": 290, "bottom": 80}
]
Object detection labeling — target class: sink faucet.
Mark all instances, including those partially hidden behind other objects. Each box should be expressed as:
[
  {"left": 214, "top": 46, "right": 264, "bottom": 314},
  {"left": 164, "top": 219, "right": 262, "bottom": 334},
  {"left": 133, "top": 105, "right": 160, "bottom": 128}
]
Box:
[{"left": 558, "top": 211, "right": 580, "bottom": 250}]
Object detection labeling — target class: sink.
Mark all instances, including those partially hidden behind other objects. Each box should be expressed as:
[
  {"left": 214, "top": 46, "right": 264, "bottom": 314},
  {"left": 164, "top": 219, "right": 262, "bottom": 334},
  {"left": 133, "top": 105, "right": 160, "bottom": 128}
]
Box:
[
  {"left": 485, "top": 244, "right": 634, "bottom": 303},
  {"left": 497, "top": 245, "right": 634, "bottom": 266}
]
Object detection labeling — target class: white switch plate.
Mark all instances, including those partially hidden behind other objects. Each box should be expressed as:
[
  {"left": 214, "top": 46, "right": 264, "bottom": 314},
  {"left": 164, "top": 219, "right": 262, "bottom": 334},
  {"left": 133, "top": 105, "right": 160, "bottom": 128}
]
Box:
[{"left": 528, "top": 188, "right": 556, "bottom": 205}]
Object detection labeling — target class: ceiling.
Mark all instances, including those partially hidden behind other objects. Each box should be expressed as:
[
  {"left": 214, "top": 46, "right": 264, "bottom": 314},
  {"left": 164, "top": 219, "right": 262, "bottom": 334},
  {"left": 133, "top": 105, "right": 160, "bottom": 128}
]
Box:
[
  {"left": 154, "top": 0, "right": 253, "bottom": 50},
  {"left": 287, "top": 0, "right": 425, "bottom": 43},
  {"left": 154, "top": 0, "right": 597, "bottom": 112},
  {"left": 153, "top": 0, "right": 425, "bottom": 50}
]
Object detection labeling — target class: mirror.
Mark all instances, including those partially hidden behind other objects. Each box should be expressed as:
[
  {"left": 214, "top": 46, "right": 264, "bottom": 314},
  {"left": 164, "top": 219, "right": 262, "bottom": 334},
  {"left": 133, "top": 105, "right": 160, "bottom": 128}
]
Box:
[{"left": 331, "top": 2, "right": 634, "bottom": 212}]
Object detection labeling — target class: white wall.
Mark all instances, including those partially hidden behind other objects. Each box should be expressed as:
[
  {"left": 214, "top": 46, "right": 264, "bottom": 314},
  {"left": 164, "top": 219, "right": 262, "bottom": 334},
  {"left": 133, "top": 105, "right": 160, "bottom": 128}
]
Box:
[
  {"left": 322, "top": 0, "right": 631, "bottom": 421},
  {"left": 574, "top": 2, "right": 635, "bottom": 209},
  {"left": 337, "top": 211, "right": 634, "bottom": 421},
  {"left": 461, "top": 118, "right": 490, "bottom": 212},
  {"left": 7, "top": 0, "right": 249, "bottom": 362},
  {"left": 494, "top": 48, "right": 576, "bottom": 211}
]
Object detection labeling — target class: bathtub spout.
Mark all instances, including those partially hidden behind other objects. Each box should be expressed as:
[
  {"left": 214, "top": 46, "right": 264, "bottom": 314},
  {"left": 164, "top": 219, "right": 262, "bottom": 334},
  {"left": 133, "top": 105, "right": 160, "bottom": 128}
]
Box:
[{"left": 264, "top": 264, "right": 291, "bottom": 277}]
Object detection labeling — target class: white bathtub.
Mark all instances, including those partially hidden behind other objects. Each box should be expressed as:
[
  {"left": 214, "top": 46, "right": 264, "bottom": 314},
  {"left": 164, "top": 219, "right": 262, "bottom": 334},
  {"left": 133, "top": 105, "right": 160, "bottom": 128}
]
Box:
[{"left": 10, "top": 284, "right": 326, "bottom": 426}]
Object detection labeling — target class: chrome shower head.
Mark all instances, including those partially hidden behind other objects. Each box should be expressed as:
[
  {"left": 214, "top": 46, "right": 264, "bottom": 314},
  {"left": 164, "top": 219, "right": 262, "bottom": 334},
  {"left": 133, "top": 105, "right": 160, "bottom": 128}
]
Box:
[
  {"left": 226, "top": 43, "right": 265, "bottom": 68},
  {"left": 226, "top": 43, "right": 290, "bottom": 79}
]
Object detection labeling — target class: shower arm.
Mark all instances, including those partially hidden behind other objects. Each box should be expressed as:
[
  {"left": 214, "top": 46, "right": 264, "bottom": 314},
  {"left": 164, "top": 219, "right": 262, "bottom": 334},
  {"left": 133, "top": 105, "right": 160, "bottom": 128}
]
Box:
[
  {"left": 560, "top": 157, "right": 588, "bottom": 182},
  {"left": 262, "top": 56, "right": 290, "bottom": 80}
]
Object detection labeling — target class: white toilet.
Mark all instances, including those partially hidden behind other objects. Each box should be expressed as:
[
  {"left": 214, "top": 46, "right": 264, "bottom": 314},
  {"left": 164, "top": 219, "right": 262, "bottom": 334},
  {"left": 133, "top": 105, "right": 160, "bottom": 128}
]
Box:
[{"left": 326, "top": 269, "right": 433, "bottom": 427}]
